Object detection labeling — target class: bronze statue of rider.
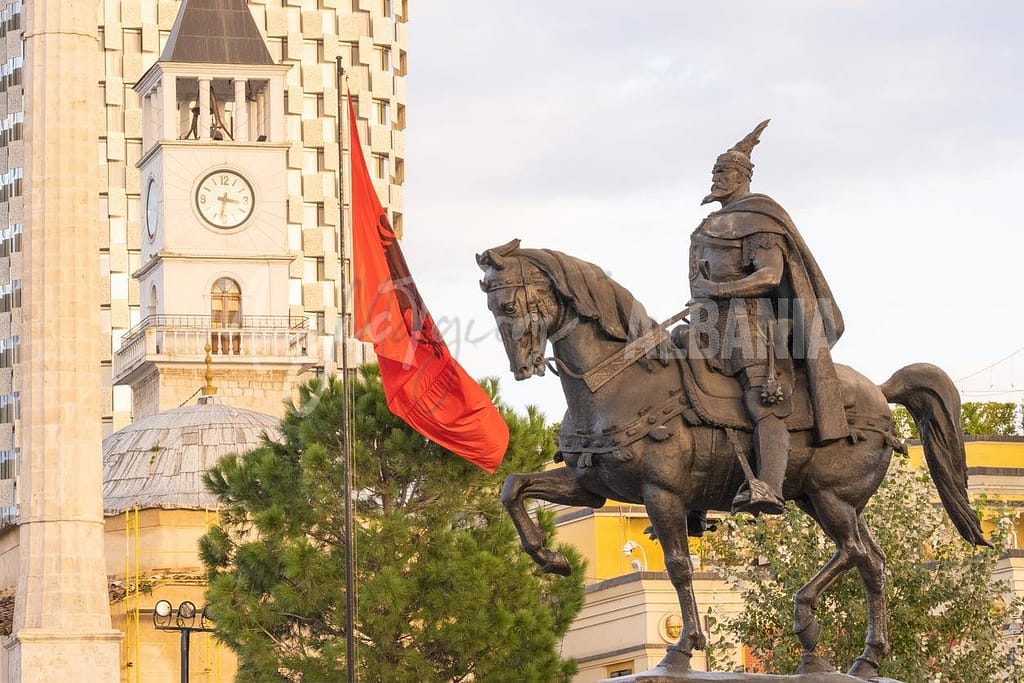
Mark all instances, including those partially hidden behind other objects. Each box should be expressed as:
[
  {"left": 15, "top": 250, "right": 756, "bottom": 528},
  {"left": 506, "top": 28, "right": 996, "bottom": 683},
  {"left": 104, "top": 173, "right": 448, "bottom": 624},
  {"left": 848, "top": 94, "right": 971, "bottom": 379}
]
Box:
[{"left": 679, "top": 120, "right": 849, "bottom": 515}]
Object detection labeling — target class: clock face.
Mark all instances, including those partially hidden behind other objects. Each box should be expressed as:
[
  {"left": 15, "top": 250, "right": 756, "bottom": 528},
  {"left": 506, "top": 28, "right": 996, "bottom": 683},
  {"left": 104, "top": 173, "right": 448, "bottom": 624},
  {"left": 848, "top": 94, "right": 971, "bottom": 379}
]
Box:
[
  {"left": 145, "top": 179, "right": 159, "bottom": 239},
  {"left": 195, "top": 169, "right": 255, "bottom": 229}
]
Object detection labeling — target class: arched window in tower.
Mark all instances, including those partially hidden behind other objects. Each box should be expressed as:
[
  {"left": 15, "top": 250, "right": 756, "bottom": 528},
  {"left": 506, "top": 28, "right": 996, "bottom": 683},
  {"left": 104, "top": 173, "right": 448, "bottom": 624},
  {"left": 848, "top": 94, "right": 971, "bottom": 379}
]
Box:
[{"left": 210, "top": 277, "right": 241, "bottom": 355}]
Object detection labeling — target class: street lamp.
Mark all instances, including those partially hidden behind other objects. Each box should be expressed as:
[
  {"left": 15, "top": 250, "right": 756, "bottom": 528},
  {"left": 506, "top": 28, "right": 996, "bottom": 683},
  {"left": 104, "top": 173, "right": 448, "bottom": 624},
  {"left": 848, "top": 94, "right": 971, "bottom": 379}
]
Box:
[
  {"left": 153, "top": 599, "right": 216, "bottom": 683},
  {"left": 622, "top": 540, "right": 648, "bottom": 571}
]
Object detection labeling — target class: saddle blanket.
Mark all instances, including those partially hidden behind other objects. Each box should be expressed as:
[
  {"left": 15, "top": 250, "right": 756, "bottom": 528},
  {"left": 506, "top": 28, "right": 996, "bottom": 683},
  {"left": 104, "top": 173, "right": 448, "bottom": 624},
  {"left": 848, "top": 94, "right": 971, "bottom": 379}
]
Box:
[{"left": 678, "top": 350, "right": 814, "bottom": 432}]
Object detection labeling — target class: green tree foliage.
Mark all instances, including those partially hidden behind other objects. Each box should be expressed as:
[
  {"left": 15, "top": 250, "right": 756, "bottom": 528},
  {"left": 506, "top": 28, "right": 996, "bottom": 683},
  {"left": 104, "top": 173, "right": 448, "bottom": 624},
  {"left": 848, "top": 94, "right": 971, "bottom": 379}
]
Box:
[
  {"left": 704, "top": 457, "right": 1020, "bottom": 681},
  {"left": 960, "top": 401, "right": 1020, "bottom": 436},
  {"left": 892, "top": 401, "right": 1021, "bottom": 439},
  {"left": 199, "top": 366, "right": 584, "bottom": 682}
]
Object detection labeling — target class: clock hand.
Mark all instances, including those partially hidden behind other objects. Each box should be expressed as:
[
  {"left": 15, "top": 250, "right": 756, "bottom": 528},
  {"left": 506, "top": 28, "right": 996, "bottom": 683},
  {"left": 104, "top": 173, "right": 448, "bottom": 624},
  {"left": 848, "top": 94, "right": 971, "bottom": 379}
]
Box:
[{"left": 216, "top": 193, "right": 240, "bottom": 220}]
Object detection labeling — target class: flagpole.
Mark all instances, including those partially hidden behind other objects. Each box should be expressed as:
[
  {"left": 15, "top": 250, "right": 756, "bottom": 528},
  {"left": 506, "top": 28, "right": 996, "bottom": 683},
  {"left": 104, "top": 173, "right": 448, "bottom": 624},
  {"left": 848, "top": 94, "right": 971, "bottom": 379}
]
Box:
[{"left": 336, "top": 57, "right": 357, "bottom": 683}]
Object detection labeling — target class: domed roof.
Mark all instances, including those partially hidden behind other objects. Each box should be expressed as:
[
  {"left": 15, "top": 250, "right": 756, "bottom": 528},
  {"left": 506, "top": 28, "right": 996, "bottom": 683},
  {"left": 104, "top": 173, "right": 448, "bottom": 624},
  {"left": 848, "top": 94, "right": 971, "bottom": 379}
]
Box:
[{"left": 103, "top": 398, "right": 280, "bottom": 515}]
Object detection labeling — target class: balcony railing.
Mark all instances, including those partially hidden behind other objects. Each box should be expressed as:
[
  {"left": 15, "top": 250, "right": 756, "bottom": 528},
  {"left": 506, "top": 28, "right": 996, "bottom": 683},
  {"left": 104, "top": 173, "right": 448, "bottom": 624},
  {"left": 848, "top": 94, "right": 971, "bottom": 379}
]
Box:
[
  {"left": 120, "top": 314, "right": 308, "bottom": 343},
  {"left": 113, "top": 314, "right": 319, "bottom": 384}
]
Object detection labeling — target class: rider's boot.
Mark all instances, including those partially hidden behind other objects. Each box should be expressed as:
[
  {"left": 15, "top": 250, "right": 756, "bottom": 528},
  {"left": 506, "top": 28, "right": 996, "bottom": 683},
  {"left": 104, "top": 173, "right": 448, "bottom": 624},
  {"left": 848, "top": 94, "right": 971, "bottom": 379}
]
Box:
[{"left": 733, "top": 413, "right": 788, "bottom": 515}]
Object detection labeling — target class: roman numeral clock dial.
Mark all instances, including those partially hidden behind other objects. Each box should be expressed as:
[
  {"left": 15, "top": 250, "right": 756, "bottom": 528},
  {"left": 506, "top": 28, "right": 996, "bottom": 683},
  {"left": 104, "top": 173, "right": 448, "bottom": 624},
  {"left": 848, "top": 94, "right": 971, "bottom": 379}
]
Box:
[{"left": 194, "top": 169, "right": 255, "bottom": 229}]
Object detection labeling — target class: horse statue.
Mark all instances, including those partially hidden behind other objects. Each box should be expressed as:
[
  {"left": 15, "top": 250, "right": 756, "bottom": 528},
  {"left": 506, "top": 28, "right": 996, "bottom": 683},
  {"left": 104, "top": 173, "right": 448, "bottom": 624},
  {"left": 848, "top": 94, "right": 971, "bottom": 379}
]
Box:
[{"left": 477, "top": 238, "right": 988, "bottom": 678}]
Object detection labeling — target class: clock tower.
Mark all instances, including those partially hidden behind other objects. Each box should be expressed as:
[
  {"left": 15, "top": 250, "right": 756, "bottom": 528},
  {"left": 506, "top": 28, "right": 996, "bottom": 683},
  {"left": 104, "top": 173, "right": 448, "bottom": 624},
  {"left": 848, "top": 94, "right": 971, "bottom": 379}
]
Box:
[{"left": 115, "top": 0, "right": 320, "bottom": 418}]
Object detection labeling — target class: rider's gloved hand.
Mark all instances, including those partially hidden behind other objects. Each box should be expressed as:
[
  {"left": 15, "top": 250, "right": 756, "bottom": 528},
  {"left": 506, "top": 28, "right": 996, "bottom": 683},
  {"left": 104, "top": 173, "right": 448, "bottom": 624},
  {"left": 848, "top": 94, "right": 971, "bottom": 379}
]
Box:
[{"left": 670, "top": 324, "right": 688, "bottom": 349}]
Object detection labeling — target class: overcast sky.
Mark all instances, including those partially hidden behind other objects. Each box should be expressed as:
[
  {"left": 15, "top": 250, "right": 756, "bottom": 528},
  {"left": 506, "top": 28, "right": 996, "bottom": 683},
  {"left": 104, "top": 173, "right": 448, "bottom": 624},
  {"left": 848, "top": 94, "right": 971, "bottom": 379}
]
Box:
[{"left": 399, "top": 0, "right": 1024, "bottom": 421}]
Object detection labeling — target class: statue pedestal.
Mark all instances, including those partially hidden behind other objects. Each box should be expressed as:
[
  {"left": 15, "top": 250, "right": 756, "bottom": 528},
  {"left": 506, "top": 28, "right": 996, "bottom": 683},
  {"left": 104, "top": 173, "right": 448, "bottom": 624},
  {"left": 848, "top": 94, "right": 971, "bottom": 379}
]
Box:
[
  {"left": 599, "top": 648, "right": 905, "bottom": 682},
  {"left": 601, "top": 670, "right": 904, "bottom": 683}
]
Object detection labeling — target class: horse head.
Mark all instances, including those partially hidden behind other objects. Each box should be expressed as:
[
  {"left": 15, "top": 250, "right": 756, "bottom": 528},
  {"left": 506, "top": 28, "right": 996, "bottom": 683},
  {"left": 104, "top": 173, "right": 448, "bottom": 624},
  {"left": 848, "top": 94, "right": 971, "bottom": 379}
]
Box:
[{"left": 476, "top": 239, "right": 561, "bottom": 380}]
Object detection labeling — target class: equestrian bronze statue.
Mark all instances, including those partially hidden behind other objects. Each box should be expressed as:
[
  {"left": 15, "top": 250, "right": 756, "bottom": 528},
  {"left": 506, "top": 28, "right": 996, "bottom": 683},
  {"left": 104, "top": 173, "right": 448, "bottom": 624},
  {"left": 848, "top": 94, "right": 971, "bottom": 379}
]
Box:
[{"left": 477, "top": 122, "right": 988, "bottom": 679}]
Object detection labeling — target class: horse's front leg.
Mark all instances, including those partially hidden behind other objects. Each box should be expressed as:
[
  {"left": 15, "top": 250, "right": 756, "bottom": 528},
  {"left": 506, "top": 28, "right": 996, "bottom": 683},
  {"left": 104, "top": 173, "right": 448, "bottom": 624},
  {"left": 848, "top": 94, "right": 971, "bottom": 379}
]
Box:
[
  {"left": 502, "top": 467, "right": 605, "bottom": 576},
  {"left": 643, "top": 484, "right": 704, "bottom": 671}
]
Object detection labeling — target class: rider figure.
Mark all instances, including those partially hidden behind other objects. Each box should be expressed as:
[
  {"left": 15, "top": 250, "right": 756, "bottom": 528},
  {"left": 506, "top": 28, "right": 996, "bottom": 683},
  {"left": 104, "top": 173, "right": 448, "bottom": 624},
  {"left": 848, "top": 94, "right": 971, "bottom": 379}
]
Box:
[{"left": 681, "top": 120, "right": 849, "bottom": 515}]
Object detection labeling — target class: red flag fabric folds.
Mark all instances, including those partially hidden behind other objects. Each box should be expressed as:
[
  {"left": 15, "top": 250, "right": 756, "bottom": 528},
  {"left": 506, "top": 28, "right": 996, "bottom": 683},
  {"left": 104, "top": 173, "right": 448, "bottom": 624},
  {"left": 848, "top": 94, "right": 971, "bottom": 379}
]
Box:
[{"left": 347, "top": 93, "right": 509, "bottom": 472}]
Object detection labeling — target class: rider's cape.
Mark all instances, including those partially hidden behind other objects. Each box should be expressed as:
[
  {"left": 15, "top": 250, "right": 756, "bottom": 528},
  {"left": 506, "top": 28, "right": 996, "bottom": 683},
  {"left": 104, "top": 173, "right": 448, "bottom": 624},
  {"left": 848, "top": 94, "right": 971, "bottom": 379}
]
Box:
[{"left": 714, "top": 194, "right": 849, "bottom": 443}]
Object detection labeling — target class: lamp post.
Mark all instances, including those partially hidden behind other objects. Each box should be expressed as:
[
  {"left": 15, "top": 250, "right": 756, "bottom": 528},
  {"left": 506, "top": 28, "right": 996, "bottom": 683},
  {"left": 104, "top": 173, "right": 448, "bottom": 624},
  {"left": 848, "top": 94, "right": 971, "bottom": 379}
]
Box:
[
  {"left": 622, "top": 540, "right": 648, "bottom": 571},
  {"left": 152, "top": 599, "right": 216, "bottom": 683}
]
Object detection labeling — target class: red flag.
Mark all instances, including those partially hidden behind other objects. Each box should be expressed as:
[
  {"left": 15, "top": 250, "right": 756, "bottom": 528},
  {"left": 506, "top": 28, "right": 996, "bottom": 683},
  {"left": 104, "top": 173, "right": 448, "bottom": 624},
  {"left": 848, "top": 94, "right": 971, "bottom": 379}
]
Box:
[{"left": 347, "top": 93, "right": 509, "bottom": 472}]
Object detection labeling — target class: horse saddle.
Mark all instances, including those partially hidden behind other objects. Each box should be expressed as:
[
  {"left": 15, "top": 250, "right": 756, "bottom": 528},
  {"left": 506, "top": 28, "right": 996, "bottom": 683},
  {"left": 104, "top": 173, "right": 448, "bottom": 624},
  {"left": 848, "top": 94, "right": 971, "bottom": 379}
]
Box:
[{"left": 677, "top": 342, "right": 815, "bottom": 433}]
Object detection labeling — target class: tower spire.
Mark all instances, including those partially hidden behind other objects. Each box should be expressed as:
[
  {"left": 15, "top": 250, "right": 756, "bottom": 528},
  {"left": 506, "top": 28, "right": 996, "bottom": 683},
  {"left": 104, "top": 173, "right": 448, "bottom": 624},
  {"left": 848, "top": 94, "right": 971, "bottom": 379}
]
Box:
[{"left": 161, "top": 0, "right": 274, "bottom": 65}]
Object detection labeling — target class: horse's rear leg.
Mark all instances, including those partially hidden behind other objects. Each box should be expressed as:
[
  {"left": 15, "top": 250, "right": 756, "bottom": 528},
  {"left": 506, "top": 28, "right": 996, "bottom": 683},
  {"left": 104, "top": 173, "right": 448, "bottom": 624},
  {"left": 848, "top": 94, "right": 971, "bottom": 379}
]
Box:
[
  {"left": 791, "top": 495, "right": 855, "bottom": 675},
  {"left": 794, "top": 493, "right": 888, "bottom": 678},
  {"left": 643, "top": 485, "right": 703, "bottom": 673},
  {"left": 502, "top": 468, "right": 605, "bottom": 576},
  {"left": 848, "top": 515, "right": 888, "bottom": 678}
]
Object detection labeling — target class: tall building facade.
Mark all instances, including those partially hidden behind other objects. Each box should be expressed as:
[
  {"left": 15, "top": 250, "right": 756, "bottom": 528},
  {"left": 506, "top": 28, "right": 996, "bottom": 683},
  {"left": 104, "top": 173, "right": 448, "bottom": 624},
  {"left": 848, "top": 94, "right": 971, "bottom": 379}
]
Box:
[
  {"left": 0, "top": 0, "right": 406, "bottom": 536},
  {"left": 0, "top": 0, "right": 407, "bottom": 679}
]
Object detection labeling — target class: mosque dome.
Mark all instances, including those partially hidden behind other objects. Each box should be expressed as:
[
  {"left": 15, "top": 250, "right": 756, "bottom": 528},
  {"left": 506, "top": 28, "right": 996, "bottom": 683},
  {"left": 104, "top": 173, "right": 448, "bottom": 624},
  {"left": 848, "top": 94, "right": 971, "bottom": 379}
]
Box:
[{"left": 102, "top": 397, "right": 280, "bottom": 515}]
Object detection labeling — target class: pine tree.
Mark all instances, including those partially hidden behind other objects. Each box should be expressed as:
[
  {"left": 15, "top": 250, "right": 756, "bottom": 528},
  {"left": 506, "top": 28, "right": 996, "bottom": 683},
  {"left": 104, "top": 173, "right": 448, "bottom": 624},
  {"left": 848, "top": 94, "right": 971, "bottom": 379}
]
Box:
[{"left": 200, "top": 365, "right": 584, "bottom": 682}]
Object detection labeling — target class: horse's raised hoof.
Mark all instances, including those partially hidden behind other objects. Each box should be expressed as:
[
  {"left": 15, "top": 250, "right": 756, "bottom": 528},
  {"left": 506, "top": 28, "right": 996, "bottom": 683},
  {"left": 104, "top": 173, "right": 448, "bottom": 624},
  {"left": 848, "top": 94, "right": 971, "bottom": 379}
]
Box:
[
  {"left": 539, "top": 550, "right": 571, "bottom": 576},
  {"left": 847, "top": 655, "right": 879, "bottom": 679},
  {"left": 796, "top": 652, "right": 835, "bottom": 674},
  {"left": 654, "top": 646, "right": 693, "bottom": 674},
  {"left": 794, "top": 618, "right": 822, "bottom": 651}
]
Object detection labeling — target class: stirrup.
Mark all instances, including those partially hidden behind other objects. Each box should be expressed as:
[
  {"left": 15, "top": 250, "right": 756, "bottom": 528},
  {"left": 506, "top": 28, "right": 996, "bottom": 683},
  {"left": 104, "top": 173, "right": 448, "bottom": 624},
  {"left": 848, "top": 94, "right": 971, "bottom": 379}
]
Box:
[{"left": 732, "top": 478, "right": 785, "bottom": 515}]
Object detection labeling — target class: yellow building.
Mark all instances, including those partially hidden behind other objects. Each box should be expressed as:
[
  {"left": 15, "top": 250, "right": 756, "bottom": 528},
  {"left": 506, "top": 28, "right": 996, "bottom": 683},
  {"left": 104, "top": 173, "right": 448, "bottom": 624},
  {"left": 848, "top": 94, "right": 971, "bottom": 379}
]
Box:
[
  {"left": 102, "top": 393, "right": 280, "bottom": 683},
  {"left": 558, "top": 436, "right": 1024, "bottom": 681}
]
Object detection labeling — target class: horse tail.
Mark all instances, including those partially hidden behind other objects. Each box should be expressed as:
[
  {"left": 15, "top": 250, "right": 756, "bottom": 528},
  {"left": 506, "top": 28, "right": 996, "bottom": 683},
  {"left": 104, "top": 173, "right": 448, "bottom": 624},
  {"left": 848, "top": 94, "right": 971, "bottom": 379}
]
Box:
[{"left": 881, "top": 363, "right": 990, "bottom": 547}]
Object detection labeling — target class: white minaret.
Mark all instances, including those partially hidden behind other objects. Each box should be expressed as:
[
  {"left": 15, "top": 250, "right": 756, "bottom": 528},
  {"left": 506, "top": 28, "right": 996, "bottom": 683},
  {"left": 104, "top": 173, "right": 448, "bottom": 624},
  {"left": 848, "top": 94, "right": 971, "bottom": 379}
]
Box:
[{"left": 6, "top": 2, "right": 121, "bottom": 680}]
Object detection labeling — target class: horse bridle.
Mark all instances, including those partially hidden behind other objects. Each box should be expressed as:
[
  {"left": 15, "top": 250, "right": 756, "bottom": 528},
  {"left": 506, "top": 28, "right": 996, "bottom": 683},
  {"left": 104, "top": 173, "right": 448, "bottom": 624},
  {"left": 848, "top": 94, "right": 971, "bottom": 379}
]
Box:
[{"left": 485, "top": 257, "right": 581, "bottom": 378}]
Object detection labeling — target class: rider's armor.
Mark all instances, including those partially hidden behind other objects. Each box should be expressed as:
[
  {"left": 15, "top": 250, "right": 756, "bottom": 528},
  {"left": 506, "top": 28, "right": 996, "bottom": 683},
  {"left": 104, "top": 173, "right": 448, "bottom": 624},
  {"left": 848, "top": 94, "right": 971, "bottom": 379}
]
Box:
[
  {"left": 690, "top": 213, "right": 787, "bottom": 378},
  {"left": 689, "top": 210, "right": 792, "bottom": 514}
]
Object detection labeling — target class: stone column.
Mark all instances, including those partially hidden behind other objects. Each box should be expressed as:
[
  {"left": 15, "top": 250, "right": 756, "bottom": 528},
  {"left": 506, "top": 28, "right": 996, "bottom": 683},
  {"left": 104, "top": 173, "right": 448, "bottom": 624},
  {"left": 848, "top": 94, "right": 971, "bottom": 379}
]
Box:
[
  {"left": 7, "top": 1, "right": 121, "bottom": 681},
  {"left": 234, "top": 78, "right": 248, "bottom": 142},
  {"left": 256, "top": 90, "right": 267, "bottom": 140},
  {"left": 199, "top": 78, "right": 212, "bottom": 140},
  {"left": 268, "top": 78, "right": 284, "bottom": 142},
  {"left": 161, "top": 74, "right": 177, "bottom": 141},
  {"left": 140, "top": 88, "right": 152, "bottom": 151}
]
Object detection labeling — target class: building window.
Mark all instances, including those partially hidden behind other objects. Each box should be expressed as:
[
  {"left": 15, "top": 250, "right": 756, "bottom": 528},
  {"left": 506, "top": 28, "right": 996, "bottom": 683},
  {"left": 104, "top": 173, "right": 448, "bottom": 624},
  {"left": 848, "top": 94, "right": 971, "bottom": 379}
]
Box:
[
  {"left": 210, "top": 277, "right": 241, "bottom": 355},
  {"left": 606, "top": 663, "right": 634, "bottom": 678},
  {"left": 0, "top": 111, "right": 23, "bottom": 149},
  {"left": 373, "top": 98, "right": 390, "bottom": 126},
  {"left": 211, "top": 277, "right": 242, "bottom": 327},
  {"left": 375, "top": 45, "right": 391, "bottom": 72},
  {"left": 0, "top": 447, "right": 18, "bottom": 480},
  {"left": 0, "top": 391, "right": 20, "bottom": 423},
  {"left": 0, "top": 280, "right": 20, "bottom": 313},
  {"left": 372, "top": 153, "right": 389, "bottom": 181},
  {"left": 0, "top": 335, "right": 19, "bottom": 368}
]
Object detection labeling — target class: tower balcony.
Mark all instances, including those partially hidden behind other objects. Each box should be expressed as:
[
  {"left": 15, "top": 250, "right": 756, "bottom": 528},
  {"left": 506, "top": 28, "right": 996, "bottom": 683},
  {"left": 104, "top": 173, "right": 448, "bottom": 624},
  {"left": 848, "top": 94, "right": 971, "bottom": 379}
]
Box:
[{"left": 112, "top": 314, "right": 322, "bottom": 387}]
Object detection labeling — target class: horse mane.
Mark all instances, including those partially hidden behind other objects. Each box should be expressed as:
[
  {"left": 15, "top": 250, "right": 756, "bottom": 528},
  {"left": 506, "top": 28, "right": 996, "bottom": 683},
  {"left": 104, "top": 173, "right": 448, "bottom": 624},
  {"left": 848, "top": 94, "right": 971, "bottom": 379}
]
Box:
[{"left": 479, "top": 239, "right": 656, "bottom": 343}]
